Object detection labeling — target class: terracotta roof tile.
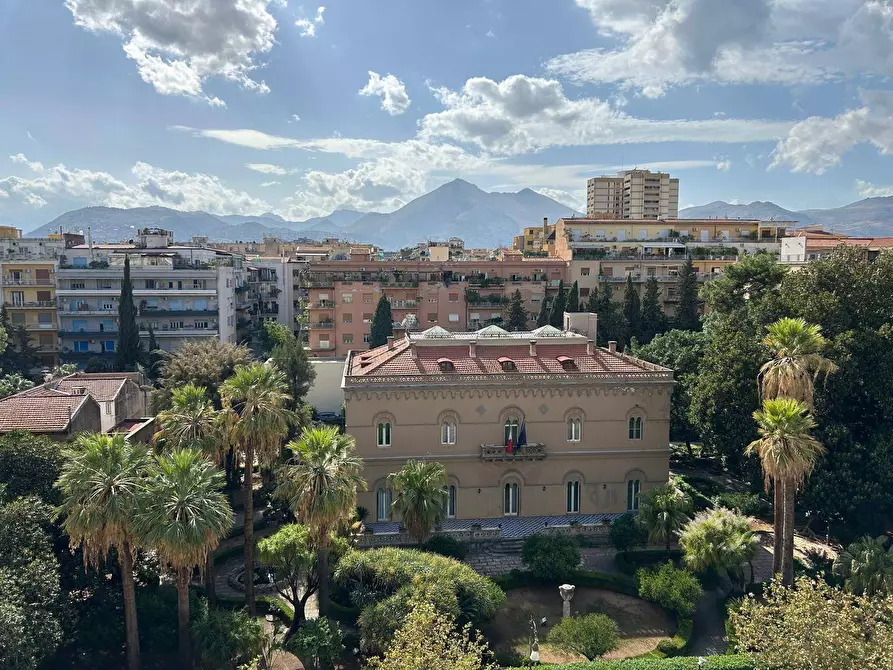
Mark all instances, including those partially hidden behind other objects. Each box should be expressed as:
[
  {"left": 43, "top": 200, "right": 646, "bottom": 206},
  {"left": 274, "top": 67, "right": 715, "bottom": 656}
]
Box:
[
  {"left": 53, "top": 377, "right": 127, "bottom": 403},
  {"left": 0, "top": 391, "right": 93, "bottom": 433}
]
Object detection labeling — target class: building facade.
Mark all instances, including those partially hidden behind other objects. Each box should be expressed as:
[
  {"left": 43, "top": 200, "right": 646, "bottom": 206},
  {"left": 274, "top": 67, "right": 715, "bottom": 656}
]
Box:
[
  {"left": 56, "top": 228, "right": 245, "bottom": 363},
  {"left": 344, "top": 316, "right": 673, "bottom": 521},
  {"left": 586, "top": 170, "right": 680, "bottom": 220}
]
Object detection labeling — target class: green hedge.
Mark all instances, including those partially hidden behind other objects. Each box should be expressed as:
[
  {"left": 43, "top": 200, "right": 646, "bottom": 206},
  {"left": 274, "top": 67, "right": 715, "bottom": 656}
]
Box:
[
  {"left": 656, "top": 617, "right": 692, "bottom": 657},
  {"left": 616, "top": 550, "right": 683, "bottom": 576},
  {"left": 492, "top": 569, "right": 637, "bottom": 597},
  {"left": 511, "top": 655, "right": 755, "bottom": 669}
]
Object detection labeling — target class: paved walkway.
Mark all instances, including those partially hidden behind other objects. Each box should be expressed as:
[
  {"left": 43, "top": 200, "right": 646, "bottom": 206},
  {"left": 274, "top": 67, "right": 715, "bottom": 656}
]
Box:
[{"left": 688, "top": 590, "right": 727, "bottom": 656}]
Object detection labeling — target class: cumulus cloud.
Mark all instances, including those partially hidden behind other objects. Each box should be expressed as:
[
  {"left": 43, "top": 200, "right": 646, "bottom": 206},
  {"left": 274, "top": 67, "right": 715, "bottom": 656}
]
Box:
[
  {"left": 533, "top": 188, "right": 585, "bottom": 211},
  {"left": 296, "top": 6, "right": 325, "bottom": 37},
  {"left": 359, "top": 71, "right": 412, "bottom": 115},
  {"left": 770, "top": 90, "right": 893, "bottom": 174},
  {"left": 855, "top": 180, "right": 893, "bottom": 198},
  {"left": 64, "top": 0, "right": 277, "bottom": 104},
  {"left": 548, "top": 0, "right": 886, "bottom": 97}
]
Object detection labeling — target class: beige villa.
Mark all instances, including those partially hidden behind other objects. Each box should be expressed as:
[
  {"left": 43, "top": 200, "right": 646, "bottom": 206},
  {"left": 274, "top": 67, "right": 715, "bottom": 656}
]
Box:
[{"left": 342, "top": 313, "right": 673, "bottom": 527}]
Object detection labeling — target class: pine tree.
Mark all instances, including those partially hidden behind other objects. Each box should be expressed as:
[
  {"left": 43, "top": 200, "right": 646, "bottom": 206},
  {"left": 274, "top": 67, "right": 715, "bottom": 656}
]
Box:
[
  {"left": 622, "top": 275, "right": 641, "bottom": 342},
  {"left": 116, "top": 255, "right": 141, "bottom": 371},
  {"left": 549, "top": 280, "right": 567, "bottom": 328},
  {"left": 146, "top": 325, "right": 162, "bottom": 381},
  {"left": 675, "top": 258, "right": 700, "bottom": 331},
  {"left": 567, "top": 281, "right": 580, "bottom": 313},
  {"left": 506, "top": 289, "right": 528, "bottom": 331},
  {"left": 369, "top": 295, "right": 393, "bottom": 347},
  {"left": 536, "top": 295, "right": 551, "bottom": 327},
  {"left": 640, "top": 277, "right": 667, "bottom": 344}
]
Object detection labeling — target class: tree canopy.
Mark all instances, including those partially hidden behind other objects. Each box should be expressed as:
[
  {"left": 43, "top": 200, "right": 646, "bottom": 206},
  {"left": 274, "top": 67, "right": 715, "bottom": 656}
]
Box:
[
  {"left": 370, "top": 296, "right": 394, "bottom": 348},
  {"left": 115, "top": 256, "right": 142, "bottom": 372}
]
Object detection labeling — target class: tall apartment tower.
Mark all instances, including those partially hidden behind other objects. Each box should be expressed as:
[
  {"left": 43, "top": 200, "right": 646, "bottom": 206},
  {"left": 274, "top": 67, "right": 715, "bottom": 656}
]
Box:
[{"left": 587, "top": 169, "right": 680, "bottom": 219}]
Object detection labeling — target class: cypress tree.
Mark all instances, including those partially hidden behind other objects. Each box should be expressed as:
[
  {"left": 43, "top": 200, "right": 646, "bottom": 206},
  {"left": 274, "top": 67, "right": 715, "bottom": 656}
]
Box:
[
  {"left": 505, "top": 289, "right": 528, "bottom": 331},
  {"left": 675, "top": 258, "right": 700, "bottom": 331},
  {"left": 549, "top": 280, "right": 567, "bottom": 328},
  {"left": 567, "top": 281, "right": 580, "bottom": 313},
  {"left": 640, "top": 277, "right": 667, "bottom": 344},
  {"left": 595, "top": 281, "right": 627, "bottom": 346},
  {"left": 116, "top": 255, "right": 141, "bottom": 371},
  {"left": 585, "top": 285, "right": 599, "bottom": 313},
  {"left": 536, "top": 295, "right": 551, "bottom": 327},
  {"left": 622, "top": 275, "right": 641, "bottom": 343},
  {"left": 146, "top": 325, "right": 162, "bottom": 381},
  {"left": 369, "top": 295, "right": 393, "bottom": 347}
]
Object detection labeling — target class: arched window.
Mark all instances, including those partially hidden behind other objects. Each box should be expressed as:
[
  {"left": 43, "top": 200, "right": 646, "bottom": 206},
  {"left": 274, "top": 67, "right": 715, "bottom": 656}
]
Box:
[
  {"left": 627, "top": 479, "right": 641, "bottom": 512},
  {"left": 567, "top": 417, "right": 582, "bottom": 442},
  {"left": 504, "top": 482, "right": 519, "bottom": 516},
  {"left": 441, "top": 420, "right": 457, "bottom": 445},
  {"left": 377, "top": 421, "right": 392, "bottom": 447},
  {"left": 628, "top": 416, "right": 643, "bottom": 440},
  {"left": 504, "top": 418, "right": 520, "bottom": 446},
  {"left": 566, "top": 480, "right": 580, "bottom": 514},
  {"left": 376, "top": 487, "right": 393, "bottom": 521},
  {"left": 442, "top": 484, "right": 457, "bottom": 519}
]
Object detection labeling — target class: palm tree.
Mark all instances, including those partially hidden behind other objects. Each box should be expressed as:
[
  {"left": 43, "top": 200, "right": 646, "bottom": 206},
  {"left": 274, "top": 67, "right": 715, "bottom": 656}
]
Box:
[
  {"left": 137, "top": 449, "right": 232, "bottom": 669},
  {"left": 56, "top": 434, "right": 152, "bottom": 670},
  {"left": 636, "top": 477, "right": 692, "bottom": 553},
  {"left": 388, "top": 460, "right": 447, "bottom": 545},
  {"left": 747, "top": 397, "right": 825, "bottom": 585},
  {"left": 759, "top": 317, "right": 837, "bottom": 575},
  {"left": 274, "top": 426, "right": 366, "bottom": 618},
  {"left": 680, "top": 507, "right": 759, "bottom": 588},
  {"left": 156, "top": 383, "right": 218, "bottom": 452},
  {"left": 220, "top": 362, "right": 294, "bottom": 615},
  {"left": 832, "top": 535, "right": 893, "bottom": 596}
]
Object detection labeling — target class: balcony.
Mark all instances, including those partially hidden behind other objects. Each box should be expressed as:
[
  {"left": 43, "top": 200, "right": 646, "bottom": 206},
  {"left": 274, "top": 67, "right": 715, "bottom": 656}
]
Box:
[
  {"left": 60, "top": 329, "right": 118, "bottom": 336},
  {"left": 389, "top": 300, "right": 418, "bottom": 309},
  {"left": 311, "top": 301, "right": 335, "bottom": 309},
  {"left": 310, "top": 321, "right": 335, "bottom": 329},
  {"left": 4, "top": 300, "right": 56, "bottom": 308},
  {"left": 480, "top": 443, "right": 547, "bottom": 461},
  {"left": 138, "top": 309, "right": 219, "bottom": 317},
  {"left": 2, "top": 276, "right": 54, "bottom": 286}
]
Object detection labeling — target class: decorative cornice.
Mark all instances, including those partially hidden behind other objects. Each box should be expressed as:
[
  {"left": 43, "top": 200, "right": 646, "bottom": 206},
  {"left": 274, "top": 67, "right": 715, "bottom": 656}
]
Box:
[
  {"left": 344, "top": 384, "right": 671, "bottom": 403},
  {"left": 344, "top": 370, "right": 673, "bottom": 388}
]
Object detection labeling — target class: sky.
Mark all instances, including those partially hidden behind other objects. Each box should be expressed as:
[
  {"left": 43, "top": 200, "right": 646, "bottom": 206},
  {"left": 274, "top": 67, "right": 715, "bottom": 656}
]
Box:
[{"left": 0, "top": 0, "right": 892, "bottom": 231}]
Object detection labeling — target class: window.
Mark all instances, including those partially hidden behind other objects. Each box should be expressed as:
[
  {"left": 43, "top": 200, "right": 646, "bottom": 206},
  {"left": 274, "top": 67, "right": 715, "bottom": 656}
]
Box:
[
  {"left": 342, "top": 294, "right": 353, "bottom": 304},
  {"left": 504, "top": 418, "right": 519, "bottom": 445},
  {"left": 441, "top": 420, "right": 456, "bottom": 445},
  {"left": 145, "top": 279, "right": 157, "bottom": 289},
  {"left": 102, "top": 302, "right": 114, "bottom": 311},
  {"left": 362, "top": 313, "right": 373, "bottom": 323},
  {"left": 97, "top": 280, "right": 112, "bottom": 289},
  {"left": 144, "top": 298, "right": 158, "bottom": 309},
  {"left": 194, "top": 321, "right": 209, "bottom": 329},
  {"left": 566, "top": 481, "right": 580, "bottom": 513},
  {"left": 504, "top": 482, "right": 519, "bottom": 516},
  {"left": 469, "top": 312, "right": 480, "bottom": 321},
  {"left": 193, "top": 279, "right": 206, "bottom": 289},
  {"left": 101, "top": 340, "right": 116, "bottom": 352},
  {"left": 377, "top": 421, "right": 392, "bottom": 447},
  {"left": 627, "top": 479, "right": 641, "bottom": 511},
  {"left": 567, "top": 417, "right": 582, "bottom": 442},
  {"left": 376, "top": 488, "right": 392, "bottom": 521},
  {"left": 581, "top": 267, "right": 591, "bottom": 276},
  {"left": 343, "top": 334, "right": 353, "bottom": 344},
  {"left": 427, "top": 313, "right": 438, "bottom": 323},
  {"left": 10, "top": 313, "right": 23, "bottom": 325},
  {"left": 36, "top": 290, "right": 51, "bottom": 302},
  {"left": 169, "top": 299, "right": 184, "bottom": 310},
  {"left": 106, "top": 402, "right": 113, "bottom": 415},
  {"left": 9, "top": 291, "right": 24, "bottom": 306},
  {"left": 443, "top": 485, "right": 457, "bottom": 519},
  {"left": 448, "top": 313, "right": 460, "bottom": 322},
  {"left": 100, "top": 320, "right": 115, "bottom": 332},
  {"left": 363, "top": 334, "right": 371, "bottom": 344},
  {"left": 72, "top": 319, "right": 87, "bottom": 332},
  {"left": 74, "top": 341, "right": 89, "bottom": 352},
  {"left": 580, "top": 288, "right": 590, "bottom": 298},
  {"left": 500, "top": 358, "right": 516, "bottom": 372},
  {"left": 628, "top": 416, "right": 643, "bottom": 440},
  {"left": 194, "top": 299, "right": 208, "bottom": 310},
  {"left": 319, "top": 338, "right": 330, "bottom": 349},
  {"left": 72, "top": 257, "right": 87, "bottom": 267},
  {"left": 343, "top": 313, "right": 353, "bottom": 324},
  {"left": 170, "top": 320, "right": 184, "bottom": 329}
]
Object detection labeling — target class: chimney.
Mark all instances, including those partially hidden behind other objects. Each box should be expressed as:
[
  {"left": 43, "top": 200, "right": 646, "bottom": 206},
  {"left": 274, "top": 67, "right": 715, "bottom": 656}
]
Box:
[
  {"left": 543, "top": 217, "right": 549, "bottom": 234},
  {"left": 529, "top": 340, "right": 537, "bottom": 357},
  {"left": 587, "top": 339, "right": 594, "bottom": 355},
  {"left": 608, "top": 341, "right": 617, "bottom": 354},
  {"left": 469, "top": 340, "right": 477, "bottom": 357},
  {"left": 410, "top": 342, "right": 417, "bottom": 360},
  {"left": 387, "top": 336, "right": 395, "bottom": 350}
]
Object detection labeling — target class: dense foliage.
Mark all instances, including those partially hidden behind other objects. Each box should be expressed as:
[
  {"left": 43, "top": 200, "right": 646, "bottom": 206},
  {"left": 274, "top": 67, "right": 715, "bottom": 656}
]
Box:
[
  {"left": 116, "top": 255, "right": 141, "bottom": 372},
  {"left": 679, "top": 508, "right": 757, "bottom": 587},
  {"left": 546, "top": 613, "right": 619, "bottom": 660},
  {"left": 0, "top": 431, "right": 63, "bottom": 503},
  {"left": 506, "top": 289, "right": 528, "bottom": 331},
  {"left": 263, "top": 321, "right": 316, "bottom": 407},
  {"left": 369, "top": 296, "right": 393, "bottom": 347},
  {"left": 521, "top": 655, "right": 756, "bottom": 669},
  {"left": 285, "top": 616, "right": 344, "bottom": 670},
  {"left": 636, "top": 562, "right": 703, "bottom": 618},
  {"left": 388, "top": 459, "right": 447, "bottom": 545},
  {"left": 191, "top": 602, "right": 265, "bottom": 670},
  {"left": 610, "top": 513, "right": 647, "bottom": 552},
  {"left": 521, "top": 534, "right": 582, "bottom": 583},
  {"left": 422, "top": 533, "right": 468, "bottom": 560}
]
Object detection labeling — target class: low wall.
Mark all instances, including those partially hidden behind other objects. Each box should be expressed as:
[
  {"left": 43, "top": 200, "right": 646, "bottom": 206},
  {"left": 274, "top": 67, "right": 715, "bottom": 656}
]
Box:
[{"left": 356, "top": 522, "right": 612, "bottom": 548}]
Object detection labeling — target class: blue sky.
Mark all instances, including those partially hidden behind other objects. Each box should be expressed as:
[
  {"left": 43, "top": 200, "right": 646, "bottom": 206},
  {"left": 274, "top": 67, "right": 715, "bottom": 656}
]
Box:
[{"left": 1, "top": 0, "right": 892, "bottom": 230}]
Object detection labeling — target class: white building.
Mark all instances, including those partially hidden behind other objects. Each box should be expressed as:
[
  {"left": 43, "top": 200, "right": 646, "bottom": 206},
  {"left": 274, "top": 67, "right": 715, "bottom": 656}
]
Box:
[
  {"left": 587, "top": 169, "right": 680, "bottom": 220},
  {"left": 56, "top": 228, "right": 246, "bottom": 363}
]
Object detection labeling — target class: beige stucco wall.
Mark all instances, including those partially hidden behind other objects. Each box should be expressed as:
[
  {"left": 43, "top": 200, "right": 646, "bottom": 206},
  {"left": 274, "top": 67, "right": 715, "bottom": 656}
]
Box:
[{"left": 345, "top": 381, "right": 671, "bottom": 520}]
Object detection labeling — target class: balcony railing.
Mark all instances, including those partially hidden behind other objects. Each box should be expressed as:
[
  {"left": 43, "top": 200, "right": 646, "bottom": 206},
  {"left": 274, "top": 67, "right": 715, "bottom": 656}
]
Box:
[
  {"left": 311, "top": 301, "right": 335, "bottom": 309},
  {"left": 310, "top": 321, "right": 335, "bottom": 329},
  {"left": 4, "top": 300, "right": 56, "bottom": 308},
  {"left": 2, "top": 277, "right": 54, "bottom": 286},
  {"left": 480, "top": 443, "right": 547, "bottom": 461}
]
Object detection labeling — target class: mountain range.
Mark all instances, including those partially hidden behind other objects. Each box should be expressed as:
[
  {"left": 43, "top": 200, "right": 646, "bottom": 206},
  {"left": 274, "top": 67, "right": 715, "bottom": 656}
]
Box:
[{"left": 25, "top": 180, "right": 893, "bottom": 248}]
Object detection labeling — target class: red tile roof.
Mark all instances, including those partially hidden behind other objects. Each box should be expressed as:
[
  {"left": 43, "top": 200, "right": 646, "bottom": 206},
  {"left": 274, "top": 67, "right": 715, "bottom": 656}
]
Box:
[
  {"left": 53, "top": 375, "right": 129, "bottom": 403},
  {"left": 0, "top": 389, "right": 95, "bottom": 433}
]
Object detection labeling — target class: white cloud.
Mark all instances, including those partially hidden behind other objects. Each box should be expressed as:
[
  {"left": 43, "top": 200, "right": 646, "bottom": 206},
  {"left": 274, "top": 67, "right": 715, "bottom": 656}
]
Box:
[
  {"left": 0, "top": 153, "right": 271, "bottom": 215},
  {"left": 533, "top": 188, "right": 585, "bottom": 211},
  {"left": 246, "top": 162, "right": 292, "bottom": 175},
  {"left": 486, "top": 29, "right": 496, "bottom": 38},
  {"left": 290, "top": 114, "right": 301, "bottom": 122},
  {"left": 548, "top": 0, "right": 888, "bottom": 97},
  {"left": 64, "top": 0, "right": 277, "bottom": 104},
  {"left": 855, "top": 180, "right": 893, "bottom": 198},
  {"left": 359, "top": 71, "right": 412, "bottom": 116},
  {"left": 716, "top": 157, "right": 732, "bottom": 171},
  {"left": 296, "top": 6, "right": 325, "bottom": 37},
  {"left": 770, "top": 90, "right": 893, "bottom": 174},
  {"left": 260, "top": 180, "right": 281, "bottom": 187}
]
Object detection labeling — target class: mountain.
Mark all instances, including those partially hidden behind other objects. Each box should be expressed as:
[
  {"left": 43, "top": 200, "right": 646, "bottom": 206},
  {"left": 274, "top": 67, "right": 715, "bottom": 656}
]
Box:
[
  {"left": 343, "top": 179, "right": 581, "bottom": 248},
  {"left": 680, "top": 200, "right": 812, "bottom": 224},
  {"left": 799, "top": 197, "right": 893, "bottom": 236}
]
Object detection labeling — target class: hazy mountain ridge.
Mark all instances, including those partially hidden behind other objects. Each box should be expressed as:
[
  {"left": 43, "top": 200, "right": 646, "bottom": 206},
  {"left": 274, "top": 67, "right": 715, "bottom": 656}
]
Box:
[{"left": 679, "top": 200, "right": 812, "bottom": 224}]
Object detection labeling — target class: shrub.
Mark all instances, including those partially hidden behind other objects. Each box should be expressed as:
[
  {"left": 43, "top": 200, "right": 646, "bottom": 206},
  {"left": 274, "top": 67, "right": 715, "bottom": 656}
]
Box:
[
  {"left": 656, "top": 617, "right": 693, "bottom": 657},
  {"left": 546, "top": 613, "right": 619, "bottom": 660},
  {"left": 610, "top": 513, "right": 647, "bottom": 552},
  {"left": 423, "top": 534, "right": 468, "bottom": 560},
  {"left": 516, "top": 655, "right": 756, "bottom": 669},
  {"left": 713, "top": 492, "right": 770, "bottom": 518},
  {"left": 616, "top": 549, "right": 683, "bottom": 576},
  {"left": 191, "top": 603, "right": 265, "bottom": 670},
  {"left": 285, "top": 617, "right": 344, "bottom": 670},
  {"left": 521, "top": 534, "right": 581, "bottom": 583},
  {"left": 636, "top": 562, "right": 703, "bottom": 618},
  {"left": 493, "top": 569, "right": 637, "bottom": 596},
  {"left": 0, "top": 431, "right": 63, "bottom": 503}
]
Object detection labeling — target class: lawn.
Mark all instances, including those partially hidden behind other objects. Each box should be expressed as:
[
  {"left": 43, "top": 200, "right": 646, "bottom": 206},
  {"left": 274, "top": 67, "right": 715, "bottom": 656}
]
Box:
[{"left": 481, "top": 586, "right": 675, "bottom": 664}]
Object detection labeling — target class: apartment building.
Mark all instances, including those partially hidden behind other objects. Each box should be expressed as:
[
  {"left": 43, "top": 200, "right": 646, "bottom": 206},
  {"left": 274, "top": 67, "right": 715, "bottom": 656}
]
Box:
[
  {"left": 779, "top": 229, "right": 893, "bottom": 267},
  {"left": 513, "top": 218, "right": 557, "bottom": 255},
  {"left": 0, "top": 227, "right": 85, "bottom": 367},
  {"left": 56, "top": 228, "right": 245, "bottom": 363},
  {"left": 301, "top": 253, "right": 568, "bottom": 357},
  {"left": 586, "top": 170, "right": 680, "bottom": 220},
  {"left": 344, "top": 313, "right": 673, "bottom": 522},
  {"left": 246, "top": 257, "right": 299, "bottom": 333}
]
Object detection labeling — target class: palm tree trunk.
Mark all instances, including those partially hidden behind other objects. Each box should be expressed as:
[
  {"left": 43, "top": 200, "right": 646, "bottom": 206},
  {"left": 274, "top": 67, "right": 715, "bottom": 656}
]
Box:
[
  {"left": 773, "top": 480, "right": 783, "bottom": 577},
  {"left": 782, "top": 478, "right": 796, "bottom": 586},
  {"left": 244, "top": 442, "right": 256, "bottom": 616},
  {"left": 204, "top": 554, "right": 216, "bottom": 605},
  {"left": 317, "top": 546, "right": 330, "bottom": 618},
  {"left": 119, "top": 540, "right": 141, "bottom": 670},
  {"left": 176, "top": 566, "right": 191, "bottom": 670}
]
